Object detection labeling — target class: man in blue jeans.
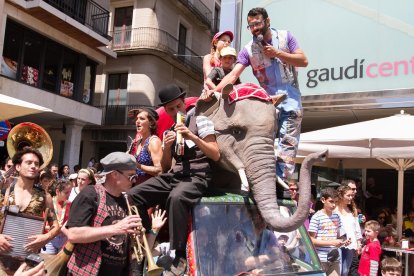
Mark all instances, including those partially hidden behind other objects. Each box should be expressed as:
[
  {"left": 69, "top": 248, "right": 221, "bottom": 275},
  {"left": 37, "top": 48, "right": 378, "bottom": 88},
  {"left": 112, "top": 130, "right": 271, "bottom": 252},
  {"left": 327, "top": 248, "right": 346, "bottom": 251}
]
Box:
[{"left": 211, "top": 7, "right": 308, "bottom": 182}]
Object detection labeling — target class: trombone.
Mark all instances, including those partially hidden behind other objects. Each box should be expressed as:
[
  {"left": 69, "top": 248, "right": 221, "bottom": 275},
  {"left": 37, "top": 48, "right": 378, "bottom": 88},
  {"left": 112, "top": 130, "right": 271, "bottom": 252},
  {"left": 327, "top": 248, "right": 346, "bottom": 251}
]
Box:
[{"left": 122, "top": 192, "right": 163, "bottom": 276}]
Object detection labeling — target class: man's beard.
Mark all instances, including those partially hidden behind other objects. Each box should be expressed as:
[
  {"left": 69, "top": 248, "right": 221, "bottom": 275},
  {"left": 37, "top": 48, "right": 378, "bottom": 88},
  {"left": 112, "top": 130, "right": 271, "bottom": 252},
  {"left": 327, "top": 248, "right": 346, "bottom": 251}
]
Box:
[{"left": 260, "top": 23, "right": 269, "bottom": 36}]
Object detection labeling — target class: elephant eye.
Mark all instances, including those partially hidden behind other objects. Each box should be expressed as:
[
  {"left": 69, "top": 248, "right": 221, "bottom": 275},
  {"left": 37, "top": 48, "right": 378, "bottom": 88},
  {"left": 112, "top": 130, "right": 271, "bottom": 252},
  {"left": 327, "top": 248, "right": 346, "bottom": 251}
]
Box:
[{"left": 232, "top": 128, "right": 243, "bottom": 135}]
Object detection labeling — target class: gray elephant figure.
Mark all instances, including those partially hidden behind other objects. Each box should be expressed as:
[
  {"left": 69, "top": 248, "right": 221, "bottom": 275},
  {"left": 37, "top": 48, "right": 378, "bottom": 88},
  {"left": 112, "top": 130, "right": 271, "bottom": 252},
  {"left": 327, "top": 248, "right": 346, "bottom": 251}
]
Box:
[{"left": 195, "top": 84, "right": 327, "bottom": 232}]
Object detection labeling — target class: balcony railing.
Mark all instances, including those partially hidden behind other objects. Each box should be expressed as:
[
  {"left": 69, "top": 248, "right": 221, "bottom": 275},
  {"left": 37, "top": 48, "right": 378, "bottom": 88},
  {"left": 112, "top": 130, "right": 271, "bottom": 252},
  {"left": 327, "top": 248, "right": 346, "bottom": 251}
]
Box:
[
  {"left": 96, "top": 104, "right": 157, "bottom": 126},
  {"left": 177, "top": 0, "right": 212, "bottom": 29},
  {"left": 109, "top": 27, "right": 203, "bottom": 74},
  {"left": 41, "top": 0, "right": 109, "bottom": 38}
]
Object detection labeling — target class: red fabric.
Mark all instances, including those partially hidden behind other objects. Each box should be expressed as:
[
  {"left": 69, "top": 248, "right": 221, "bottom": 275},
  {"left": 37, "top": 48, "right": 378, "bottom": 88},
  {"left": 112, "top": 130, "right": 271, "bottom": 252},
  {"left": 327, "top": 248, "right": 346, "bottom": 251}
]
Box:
[
  {"left": 156, "top": 97, "right": 198, "bottom": 139},
  {"left": 358, "top": 240, "right": 381, "bottom": 276},
  {"left": 227, "top": 83, "right": 272, "bottom": 105}
]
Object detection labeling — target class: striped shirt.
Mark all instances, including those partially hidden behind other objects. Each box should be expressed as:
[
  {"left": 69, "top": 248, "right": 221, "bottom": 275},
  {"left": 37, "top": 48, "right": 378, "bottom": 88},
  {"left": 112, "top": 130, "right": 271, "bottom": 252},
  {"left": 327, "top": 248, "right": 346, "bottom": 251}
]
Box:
[
  {"left": 308, "top": 210, "right": 342, "bottom": 262},
  {"left": 196, "top": 116, "right": 215, "bottom": 139}
]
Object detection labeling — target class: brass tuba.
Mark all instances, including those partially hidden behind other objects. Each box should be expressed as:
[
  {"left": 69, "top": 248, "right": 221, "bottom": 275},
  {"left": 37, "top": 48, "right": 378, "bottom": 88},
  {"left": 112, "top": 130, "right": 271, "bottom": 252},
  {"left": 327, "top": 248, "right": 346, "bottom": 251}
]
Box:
[{"left": 7, "top": 122, "right": 53, "bottom": 169}]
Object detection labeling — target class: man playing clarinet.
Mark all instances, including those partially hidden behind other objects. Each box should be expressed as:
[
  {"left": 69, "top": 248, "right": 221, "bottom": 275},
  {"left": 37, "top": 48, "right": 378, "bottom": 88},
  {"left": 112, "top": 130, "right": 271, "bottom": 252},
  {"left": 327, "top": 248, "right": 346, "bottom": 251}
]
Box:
[{"left": 128, "top": 84, "right": 220, "bottom": 276}]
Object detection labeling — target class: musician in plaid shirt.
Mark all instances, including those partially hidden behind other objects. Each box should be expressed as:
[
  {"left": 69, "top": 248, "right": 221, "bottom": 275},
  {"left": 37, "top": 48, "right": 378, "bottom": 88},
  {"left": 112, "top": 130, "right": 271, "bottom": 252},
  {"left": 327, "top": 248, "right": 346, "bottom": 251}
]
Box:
[{"left": 65, "top": 152, "right": 142, "bottom": 276}]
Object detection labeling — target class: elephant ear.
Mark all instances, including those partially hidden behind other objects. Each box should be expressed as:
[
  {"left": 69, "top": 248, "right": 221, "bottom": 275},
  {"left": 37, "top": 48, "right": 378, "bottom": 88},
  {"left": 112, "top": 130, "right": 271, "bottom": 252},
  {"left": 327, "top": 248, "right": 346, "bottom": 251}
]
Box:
[{"left": 194, "top": 96, "right": 221, "bottom": 117}]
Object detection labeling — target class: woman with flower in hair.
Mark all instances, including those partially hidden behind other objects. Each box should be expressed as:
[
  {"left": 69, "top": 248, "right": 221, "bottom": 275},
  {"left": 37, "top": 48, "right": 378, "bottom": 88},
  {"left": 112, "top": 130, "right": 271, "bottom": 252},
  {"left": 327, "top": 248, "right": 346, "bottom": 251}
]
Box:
[{"left": 203, "top": 30, "right": 233, "bottom": 80}]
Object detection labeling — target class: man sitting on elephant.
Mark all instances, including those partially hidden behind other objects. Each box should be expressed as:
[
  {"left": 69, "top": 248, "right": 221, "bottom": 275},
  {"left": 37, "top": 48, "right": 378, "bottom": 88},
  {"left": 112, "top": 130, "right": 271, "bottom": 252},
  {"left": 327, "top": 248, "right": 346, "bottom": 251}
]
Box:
[
  {"left": 128, "top": 84, "right": 220, "bottom": 276},
  {"left": 204, "top": 7, "right": 308, "bottom": 182}
]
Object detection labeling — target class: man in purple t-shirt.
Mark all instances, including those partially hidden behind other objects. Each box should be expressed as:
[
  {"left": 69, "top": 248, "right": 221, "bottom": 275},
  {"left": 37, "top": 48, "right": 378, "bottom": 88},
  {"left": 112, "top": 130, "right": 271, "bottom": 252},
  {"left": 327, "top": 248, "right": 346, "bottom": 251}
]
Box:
[{"left": 208, "top": 7, "right": 308, "bottom": 183}]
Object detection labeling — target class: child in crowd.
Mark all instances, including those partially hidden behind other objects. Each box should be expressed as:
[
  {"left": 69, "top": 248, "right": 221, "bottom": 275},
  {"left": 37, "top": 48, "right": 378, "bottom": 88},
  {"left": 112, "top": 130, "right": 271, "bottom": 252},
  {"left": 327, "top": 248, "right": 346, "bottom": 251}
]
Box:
[
  {"left": 381, "top": 257, "right": 402, "bottom": 276},
  {"left": 204, "top": 47, "right": 241, "bottom": 90},
  {"left": 358, "top": 220, "right": 382, "bottom": 276},
  {"left": 308, "top": 188, "right": 350, "bottom": 276}
]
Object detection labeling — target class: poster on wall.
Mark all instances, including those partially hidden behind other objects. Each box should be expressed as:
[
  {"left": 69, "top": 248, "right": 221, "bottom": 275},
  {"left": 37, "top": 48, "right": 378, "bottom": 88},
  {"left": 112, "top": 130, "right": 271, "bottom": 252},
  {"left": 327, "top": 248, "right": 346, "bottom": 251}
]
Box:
[{"left": 60, "top": 67, "right": 74, "bottom": 97}]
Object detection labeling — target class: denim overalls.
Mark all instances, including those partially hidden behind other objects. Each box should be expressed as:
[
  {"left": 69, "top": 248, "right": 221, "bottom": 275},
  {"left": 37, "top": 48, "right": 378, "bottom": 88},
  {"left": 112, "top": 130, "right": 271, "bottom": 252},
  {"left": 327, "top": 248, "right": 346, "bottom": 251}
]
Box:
[{"left": 245, "top": 28, "right": 303, "bottom": 180}]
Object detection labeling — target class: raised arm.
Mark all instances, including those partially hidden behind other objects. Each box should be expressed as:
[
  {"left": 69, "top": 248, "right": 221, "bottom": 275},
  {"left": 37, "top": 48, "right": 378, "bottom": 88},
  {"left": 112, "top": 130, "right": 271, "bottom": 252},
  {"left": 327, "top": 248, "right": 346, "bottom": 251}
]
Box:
[
  {"left": 214, "top": 63, "right": 246, "bottom": 92},
  {"left": 67, "top": 215, "right": 141, "bottom": 244},
  {"left": 264, "top": 46, "right": 308, "bottom": 67}
]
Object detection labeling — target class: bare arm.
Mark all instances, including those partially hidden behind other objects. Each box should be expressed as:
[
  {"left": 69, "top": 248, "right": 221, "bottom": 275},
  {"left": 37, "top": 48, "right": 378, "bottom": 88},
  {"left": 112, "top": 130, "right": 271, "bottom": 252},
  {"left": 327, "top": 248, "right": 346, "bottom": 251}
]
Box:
[
  {"left": 204, "top": 77, "right": 216, "bottom": 90},
  {"left": 308, "top": 231, "right": 344, "bottom": 247},
  {"left": 214, "top": 63, "right": 246, "bottom": 92},
  {"left": 67, "top": 215, "right": 141, "bottom": 244},
  {"left": 175, "top": 123, "right": 220, "bottom": 161},
  {"left": 145, "top": 209, "right": 167, "bottom": 251},
  {"left": 203, "top": 54, "right": 213, "bottom": 80},
  {"left": 25, "top": 208, "right": 61, "bottom": 252},
  {"left": 264, "top": 46, "right": 308, "bottom": 67},
  {"left": 138, "top": 137, "right": 162, "bottom": 177}
]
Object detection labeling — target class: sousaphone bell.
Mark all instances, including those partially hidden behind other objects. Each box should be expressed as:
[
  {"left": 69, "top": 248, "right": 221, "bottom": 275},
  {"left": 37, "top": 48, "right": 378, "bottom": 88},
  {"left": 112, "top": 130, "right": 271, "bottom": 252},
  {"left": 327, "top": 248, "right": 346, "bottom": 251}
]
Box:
[{"left": 7, "top": 122, "right": 53, "bottom": 169}]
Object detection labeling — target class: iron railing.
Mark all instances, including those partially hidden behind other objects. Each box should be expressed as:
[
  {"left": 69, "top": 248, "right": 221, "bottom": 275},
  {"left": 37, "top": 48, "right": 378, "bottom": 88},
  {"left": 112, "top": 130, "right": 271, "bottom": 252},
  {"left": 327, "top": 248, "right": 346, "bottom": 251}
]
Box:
[
  {"left": 96, "top": 104, "right": 157, "bottom": 126},
  {"left": 177, "top": 0, "right": 212, "bottom": 29},
  {"left": 109, "top": 27, "right": 203, "bottom": 74},
  {"left": 41, "top": 0, "right": 109, "bottom": 38}
]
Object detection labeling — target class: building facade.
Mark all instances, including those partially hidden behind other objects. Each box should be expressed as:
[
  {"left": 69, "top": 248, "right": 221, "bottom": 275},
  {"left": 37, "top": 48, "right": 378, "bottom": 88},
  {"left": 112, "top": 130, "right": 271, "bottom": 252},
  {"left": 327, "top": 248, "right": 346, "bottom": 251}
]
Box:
[
  {"left": 86, "top": 0, "right": 221, "bottom": 160},
  {"left": 0, "top": 0, "right": 114, "bottom": 169}
]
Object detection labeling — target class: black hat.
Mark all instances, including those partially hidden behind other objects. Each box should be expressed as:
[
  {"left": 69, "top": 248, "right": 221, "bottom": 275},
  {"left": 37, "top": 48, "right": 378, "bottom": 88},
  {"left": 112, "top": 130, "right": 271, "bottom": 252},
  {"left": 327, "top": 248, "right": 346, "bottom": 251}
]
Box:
[
  {"left": 128, "top": 107, "right": 159, "bottom": 121},
  {"left": 158, "top": 84, "right": 186, "bottom": 106}
]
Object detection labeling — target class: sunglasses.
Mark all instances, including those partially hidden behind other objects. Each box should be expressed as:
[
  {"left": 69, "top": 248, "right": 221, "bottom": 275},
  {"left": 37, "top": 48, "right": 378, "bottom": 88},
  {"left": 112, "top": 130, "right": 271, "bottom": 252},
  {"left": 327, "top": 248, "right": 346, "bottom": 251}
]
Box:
[
  {"left": 289, "top": 188, "right": 298, "bottom": 191},
  {"left": 116, "top": 170, "right": 137, "bottom": 182}
]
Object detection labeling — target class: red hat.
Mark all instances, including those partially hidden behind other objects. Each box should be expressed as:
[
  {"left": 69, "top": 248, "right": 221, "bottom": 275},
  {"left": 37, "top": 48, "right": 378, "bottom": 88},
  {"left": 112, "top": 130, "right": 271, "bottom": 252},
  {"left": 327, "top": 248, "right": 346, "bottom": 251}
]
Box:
[{"left": 212, "top": 30, "right": 234, "bottom": 43}]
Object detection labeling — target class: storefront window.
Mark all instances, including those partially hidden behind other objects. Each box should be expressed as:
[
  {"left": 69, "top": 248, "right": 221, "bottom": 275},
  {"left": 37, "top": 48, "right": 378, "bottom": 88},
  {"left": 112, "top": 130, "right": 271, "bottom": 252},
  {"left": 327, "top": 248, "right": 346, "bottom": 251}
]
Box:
[
  {"left": 21, "top": 32, "right": 43, "bottom": 87},
  {"left": 60, "top": 50, "right": 76, "bottom": 98}
]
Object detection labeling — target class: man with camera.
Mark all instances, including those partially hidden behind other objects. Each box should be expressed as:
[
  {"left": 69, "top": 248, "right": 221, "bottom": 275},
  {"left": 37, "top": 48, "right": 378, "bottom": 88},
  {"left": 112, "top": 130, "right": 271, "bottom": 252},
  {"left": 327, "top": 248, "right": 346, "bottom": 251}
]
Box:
[
  {"left": 128, "top": 83, "right": 220, "bottom": 275},
  {"left": 0, "top": 147, "right": 60, "bottom": 274}
]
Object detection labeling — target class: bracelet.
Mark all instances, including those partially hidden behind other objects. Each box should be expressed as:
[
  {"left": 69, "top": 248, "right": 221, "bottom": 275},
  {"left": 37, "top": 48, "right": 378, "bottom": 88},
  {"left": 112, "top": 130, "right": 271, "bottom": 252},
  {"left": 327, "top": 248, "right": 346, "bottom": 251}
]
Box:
[{"left": 149, "top": 229, "right": 158, "bottom": 235}]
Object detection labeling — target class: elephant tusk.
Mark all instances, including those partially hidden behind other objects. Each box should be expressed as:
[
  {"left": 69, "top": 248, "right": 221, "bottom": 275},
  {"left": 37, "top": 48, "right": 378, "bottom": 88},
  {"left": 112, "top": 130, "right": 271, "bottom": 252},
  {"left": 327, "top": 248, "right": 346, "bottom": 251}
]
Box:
[
  {"left": 238, "top": 169, "right": 249, "bottom": 193},
  {"left": 277, "top": 176, "right": 289, "bottom": 189}
]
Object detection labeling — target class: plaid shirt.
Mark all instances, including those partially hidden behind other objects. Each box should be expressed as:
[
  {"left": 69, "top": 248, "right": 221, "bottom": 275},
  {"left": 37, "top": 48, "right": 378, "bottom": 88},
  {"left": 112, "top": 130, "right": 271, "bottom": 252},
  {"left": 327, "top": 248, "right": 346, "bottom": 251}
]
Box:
[{"left": 67, "top": 184, "right": 108, "bottom": 275}]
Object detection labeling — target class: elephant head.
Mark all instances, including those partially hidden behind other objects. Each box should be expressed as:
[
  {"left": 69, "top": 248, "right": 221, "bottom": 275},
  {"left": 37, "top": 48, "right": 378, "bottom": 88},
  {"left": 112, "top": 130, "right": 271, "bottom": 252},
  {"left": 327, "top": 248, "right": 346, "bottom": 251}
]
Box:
[{"left": 196, "top": 84, "right": 327, "bottom": 232}]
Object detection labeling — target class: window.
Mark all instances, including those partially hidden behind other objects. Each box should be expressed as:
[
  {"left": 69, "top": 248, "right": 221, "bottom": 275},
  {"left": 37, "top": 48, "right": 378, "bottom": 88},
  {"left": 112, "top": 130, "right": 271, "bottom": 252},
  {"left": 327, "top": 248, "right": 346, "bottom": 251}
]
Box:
[
  {"left": 43, "top": 41, "right": 62, "bottom": 92},
  {"left": 0, "top": 19, "right": 97, "bottom": 105},
  {"left": 1, "top": 21, "right": 22, "bottom": 79},
  {"left": 106, "top": 73, "right": 128, "bottom": 125},
  {"left": 21, "top": 31, "right": 43, "bottom": 87},
  {"left": 60, "top": 50, "right": 77, "bottom": 98},
  {"left": 113, "top": 6, "right": 133, "bottom": 48},
  {"left": 83, "top": 59, "right": 96, "bottom": 104},
  {"left": 178, "top": 24, "right": 187, "bottom": 62}
]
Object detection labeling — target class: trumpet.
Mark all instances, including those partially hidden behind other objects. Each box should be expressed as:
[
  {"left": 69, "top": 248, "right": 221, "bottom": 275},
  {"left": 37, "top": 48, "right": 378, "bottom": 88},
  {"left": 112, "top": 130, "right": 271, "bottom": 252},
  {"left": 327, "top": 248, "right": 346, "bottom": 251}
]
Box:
[{"left": 122, "top": 192, "right": 163, "bottom": 276}]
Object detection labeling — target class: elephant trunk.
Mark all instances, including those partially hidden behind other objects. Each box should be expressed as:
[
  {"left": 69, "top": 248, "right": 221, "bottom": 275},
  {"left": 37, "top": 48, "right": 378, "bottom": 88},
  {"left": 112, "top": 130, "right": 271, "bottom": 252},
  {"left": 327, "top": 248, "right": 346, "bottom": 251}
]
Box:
[{"left": 251, "top": 149, "right": 328, "bottom": 232}]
